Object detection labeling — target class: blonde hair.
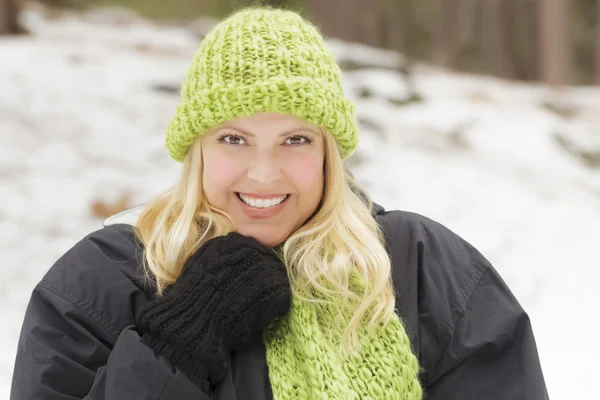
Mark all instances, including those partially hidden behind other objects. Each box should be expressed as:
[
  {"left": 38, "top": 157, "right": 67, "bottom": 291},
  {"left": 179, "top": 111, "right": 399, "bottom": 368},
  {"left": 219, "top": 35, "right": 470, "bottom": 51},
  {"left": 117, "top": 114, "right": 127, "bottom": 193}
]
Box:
[{"left": 135, "top": 129, "right": 396, "bottom": 352}]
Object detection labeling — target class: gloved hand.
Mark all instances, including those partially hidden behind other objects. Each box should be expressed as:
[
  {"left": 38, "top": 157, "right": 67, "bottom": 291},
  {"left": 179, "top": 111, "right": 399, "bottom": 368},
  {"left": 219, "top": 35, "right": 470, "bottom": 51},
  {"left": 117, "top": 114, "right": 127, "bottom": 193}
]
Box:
[{"left": 137, "top": 232, "right": 291, "bottom": 382}]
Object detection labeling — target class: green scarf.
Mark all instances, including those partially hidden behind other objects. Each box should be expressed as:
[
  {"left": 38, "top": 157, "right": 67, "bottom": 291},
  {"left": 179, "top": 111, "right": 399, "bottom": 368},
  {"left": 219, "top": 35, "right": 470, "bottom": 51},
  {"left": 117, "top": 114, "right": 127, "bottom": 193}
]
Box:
[{"left": 263, "top": 292, "right": 423, "bottom": 399}]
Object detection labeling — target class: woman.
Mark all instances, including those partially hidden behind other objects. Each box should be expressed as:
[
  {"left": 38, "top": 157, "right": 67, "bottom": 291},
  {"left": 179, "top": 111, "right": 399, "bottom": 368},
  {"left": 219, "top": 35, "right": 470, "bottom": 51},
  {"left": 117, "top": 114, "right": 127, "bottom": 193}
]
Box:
[{"left": 10, "top": 7, "right": 548, "bottom": 400}]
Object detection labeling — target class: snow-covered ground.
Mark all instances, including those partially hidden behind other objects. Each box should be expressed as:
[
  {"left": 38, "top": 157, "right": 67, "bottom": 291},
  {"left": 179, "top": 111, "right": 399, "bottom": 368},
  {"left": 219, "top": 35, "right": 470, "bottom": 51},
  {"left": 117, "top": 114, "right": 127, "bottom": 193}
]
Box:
[{"left": 1, "top": 3, "right": 599, "bottom": 399}]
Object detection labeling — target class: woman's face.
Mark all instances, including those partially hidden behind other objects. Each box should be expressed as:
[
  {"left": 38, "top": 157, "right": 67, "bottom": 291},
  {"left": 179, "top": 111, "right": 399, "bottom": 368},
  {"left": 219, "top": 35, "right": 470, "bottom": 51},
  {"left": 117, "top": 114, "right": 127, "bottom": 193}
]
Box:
[{"left": 201, "top": 113, "right": 325, "bottom": 247}]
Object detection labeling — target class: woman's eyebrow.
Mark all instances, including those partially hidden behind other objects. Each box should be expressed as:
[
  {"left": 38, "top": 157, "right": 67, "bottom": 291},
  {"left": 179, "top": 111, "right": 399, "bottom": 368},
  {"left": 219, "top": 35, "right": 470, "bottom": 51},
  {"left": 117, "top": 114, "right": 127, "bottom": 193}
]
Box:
[{"left": 216, "top": 124, "right": 320, "bottom": 137}]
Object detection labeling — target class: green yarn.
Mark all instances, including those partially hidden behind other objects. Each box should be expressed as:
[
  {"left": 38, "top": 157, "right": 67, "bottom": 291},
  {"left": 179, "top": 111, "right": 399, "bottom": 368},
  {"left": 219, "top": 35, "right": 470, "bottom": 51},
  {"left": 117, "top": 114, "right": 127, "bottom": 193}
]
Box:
[
  {"left": 263, "top": 278, "right": 423, "bottom": 400},
  {"left": 165, "top": 7, "right": 358, "bottom": 162}
]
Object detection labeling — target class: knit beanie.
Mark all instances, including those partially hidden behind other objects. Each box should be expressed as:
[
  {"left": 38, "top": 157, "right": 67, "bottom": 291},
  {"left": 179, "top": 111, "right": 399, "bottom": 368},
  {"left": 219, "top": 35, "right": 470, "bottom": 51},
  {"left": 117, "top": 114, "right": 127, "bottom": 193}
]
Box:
[{"left": 165, "top": 7, "right": 358, "bottom": 162}]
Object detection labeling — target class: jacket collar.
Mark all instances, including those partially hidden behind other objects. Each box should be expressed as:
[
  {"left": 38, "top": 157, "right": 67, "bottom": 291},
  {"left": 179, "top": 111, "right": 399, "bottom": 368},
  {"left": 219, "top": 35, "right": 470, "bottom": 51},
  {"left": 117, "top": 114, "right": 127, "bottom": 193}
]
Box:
[{"left": 371, "top": 201, "right": 385, "bottom": 215}]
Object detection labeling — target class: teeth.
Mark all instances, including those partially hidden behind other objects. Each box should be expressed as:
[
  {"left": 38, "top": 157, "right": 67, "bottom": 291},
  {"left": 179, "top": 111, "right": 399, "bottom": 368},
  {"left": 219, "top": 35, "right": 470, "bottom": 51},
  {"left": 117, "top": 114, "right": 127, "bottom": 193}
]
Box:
[{"left": 238, "top": 193, "right": 288, "bottom": 208}]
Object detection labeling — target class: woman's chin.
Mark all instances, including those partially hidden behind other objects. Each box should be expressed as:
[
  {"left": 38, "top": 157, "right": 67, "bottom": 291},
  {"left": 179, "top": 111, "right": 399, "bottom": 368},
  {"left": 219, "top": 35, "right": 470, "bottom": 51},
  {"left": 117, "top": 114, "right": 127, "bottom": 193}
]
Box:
[{"left": 235, "top": 225, "right": 289, "bottom": 248}]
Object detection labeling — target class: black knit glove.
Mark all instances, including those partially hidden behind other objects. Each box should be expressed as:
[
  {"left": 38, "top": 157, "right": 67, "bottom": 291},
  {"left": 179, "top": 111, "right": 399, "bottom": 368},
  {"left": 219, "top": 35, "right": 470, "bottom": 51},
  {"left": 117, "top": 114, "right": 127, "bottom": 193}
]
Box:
[{"left": 137, "top": 232, "right": 291, "bottom": 382}]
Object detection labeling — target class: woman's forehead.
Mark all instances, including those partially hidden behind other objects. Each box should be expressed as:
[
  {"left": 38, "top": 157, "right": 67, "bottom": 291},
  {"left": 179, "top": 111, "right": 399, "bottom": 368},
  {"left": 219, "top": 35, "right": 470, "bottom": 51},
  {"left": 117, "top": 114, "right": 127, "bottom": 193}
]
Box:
[{"left": 215, "top": 113, "right": 321, "bottom": 134}]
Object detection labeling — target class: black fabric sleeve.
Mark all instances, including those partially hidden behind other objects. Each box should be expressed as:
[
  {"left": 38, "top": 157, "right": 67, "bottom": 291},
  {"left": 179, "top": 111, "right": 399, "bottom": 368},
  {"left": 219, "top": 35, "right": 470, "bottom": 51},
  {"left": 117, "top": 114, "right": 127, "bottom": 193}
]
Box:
[
  {"left": 9, "top": 284, "right": 212, "bottom": 400},
  {"left": 424, "top": 267, "right": 549, "bottom": 400}
]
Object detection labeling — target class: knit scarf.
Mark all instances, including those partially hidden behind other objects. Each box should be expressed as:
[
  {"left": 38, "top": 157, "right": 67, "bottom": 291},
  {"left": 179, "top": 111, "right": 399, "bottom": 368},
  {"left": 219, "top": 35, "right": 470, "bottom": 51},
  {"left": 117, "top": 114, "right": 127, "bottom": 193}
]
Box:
[{"left": 263, "top": 285, "right": 423, "bottom": 399}]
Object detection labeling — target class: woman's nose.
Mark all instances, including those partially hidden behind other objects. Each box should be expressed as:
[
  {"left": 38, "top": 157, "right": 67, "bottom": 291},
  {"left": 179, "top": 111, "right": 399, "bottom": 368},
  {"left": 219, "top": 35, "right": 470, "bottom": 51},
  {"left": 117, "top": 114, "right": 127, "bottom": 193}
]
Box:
[{"left": 247, "top": 153, "right": 282, "bottom": 185}]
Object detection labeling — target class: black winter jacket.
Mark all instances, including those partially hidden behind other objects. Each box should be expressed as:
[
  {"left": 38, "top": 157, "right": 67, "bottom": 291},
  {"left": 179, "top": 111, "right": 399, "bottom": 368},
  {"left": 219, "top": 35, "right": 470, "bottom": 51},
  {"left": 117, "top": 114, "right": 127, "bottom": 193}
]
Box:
[{"left": 10, "top": 203, "right": 549, "bottom": 399}]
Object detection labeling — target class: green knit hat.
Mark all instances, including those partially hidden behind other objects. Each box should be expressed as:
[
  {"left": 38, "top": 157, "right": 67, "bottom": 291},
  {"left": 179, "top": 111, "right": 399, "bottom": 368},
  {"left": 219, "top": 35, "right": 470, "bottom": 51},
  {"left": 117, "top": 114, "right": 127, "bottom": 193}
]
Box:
[{"left": 165, "top": 7, "right": 358, "bottom": 162}]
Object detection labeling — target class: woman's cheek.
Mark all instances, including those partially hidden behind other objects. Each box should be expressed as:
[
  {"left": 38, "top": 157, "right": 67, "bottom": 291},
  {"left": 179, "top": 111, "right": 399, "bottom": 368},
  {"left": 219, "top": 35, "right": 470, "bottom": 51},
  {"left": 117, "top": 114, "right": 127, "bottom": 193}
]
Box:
[
  {"left": 204, "top": 153, "right": 243, "bottom": 186},
  {"left": 287, "top": 154, "right": 324, "bottom": 187}
]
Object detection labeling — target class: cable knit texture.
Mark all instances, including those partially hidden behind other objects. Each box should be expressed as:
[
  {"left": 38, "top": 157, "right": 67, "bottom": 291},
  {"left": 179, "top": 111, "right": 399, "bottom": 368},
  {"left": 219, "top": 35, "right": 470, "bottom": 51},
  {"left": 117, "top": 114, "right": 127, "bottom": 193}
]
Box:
[
  {"left": 263, "top": 271, "right": 423, "bottom": 400},
  {"left": 137, "top": 232, "right": 291, "bottom": 382},
  {"left": 165, "top": 7, "right": 358, "bottom": 162}
]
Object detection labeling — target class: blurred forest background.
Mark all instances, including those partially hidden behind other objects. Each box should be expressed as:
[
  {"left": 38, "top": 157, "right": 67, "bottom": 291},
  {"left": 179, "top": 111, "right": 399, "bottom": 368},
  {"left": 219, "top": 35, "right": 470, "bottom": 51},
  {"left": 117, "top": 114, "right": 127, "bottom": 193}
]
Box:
[{"left": 2, "top": 0, "right": 600, "bottom": 86}]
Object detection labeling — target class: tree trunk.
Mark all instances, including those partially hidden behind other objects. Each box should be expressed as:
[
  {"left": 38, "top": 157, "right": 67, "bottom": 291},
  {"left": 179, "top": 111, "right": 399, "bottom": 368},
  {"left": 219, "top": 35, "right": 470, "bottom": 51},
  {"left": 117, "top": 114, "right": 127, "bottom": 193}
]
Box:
[
  {"left": 595, "top": 0, "right": 600, "bottom": 84},
  {"left": 458, "top": 0, "right": 477, "bottom": 49},
  {"left": 384, "top": 0, "right": 408, "bottom": 54},
  {"left": 481, "top": 0, "right": 515, "bottom": 78},
  {"left": 539, "top": 0, "right": 572, "bottom": 86},
  {"left": 523, "top": 0, "right": 540, "bottom": 81},
  {"left": 0, "top": 0, "right": 20, "bottom": 35},
  {"left": 340, "top": 0, "right": 363, "bottom": 43},
  {"left": 504, "top": 0, "right": 538, "bottom": 80},
  {"left": 360, "top": 0, "right": 384, "bottom": 48},
  {"left": 433, "top": 0, "right": 461, "bottom": 68}
]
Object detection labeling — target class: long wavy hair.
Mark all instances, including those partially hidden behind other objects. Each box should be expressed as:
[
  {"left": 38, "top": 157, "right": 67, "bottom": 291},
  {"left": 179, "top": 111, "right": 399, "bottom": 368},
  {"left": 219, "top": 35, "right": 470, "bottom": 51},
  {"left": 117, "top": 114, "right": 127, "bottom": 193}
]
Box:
[{"left": 135, "top": 128, "right": 396, "bottom": 352}]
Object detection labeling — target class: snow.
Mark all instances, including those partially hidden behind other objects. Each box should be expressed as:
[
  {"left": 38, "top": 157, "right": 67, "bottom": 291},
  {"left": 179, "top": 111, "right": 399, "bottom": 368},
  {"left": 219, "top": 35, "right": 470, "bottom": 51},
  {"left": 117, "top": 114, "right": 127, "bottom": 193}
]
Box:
[{"left": 1, "top": 4, "right": 599, "bottom": 398}]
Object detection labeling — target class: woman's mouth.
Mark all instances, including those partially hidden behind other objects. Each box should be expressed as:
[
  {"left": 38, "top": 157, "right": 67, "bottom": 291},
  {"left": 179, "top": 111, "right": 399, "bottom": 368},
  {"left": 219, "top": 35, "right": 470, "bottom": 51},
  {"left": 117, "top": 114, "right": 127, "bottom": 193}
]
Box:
[{"left": 236, "top": 193, "right": 290, "bottom": 209}]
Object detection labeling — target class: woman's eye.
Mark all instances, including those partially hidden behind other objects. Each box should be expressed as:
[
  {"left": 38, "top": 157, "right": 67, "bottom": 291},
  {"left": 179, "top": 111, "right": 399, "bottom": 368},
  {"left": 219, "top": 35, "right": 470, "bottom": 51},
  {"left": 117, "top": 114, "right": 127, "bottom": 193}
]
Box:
[
  {"left": 285, "top": 135, "right": 311, "bottom": 146},
  {"left": 219, "top": 134, "right": 245, "bottom": 145}
]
